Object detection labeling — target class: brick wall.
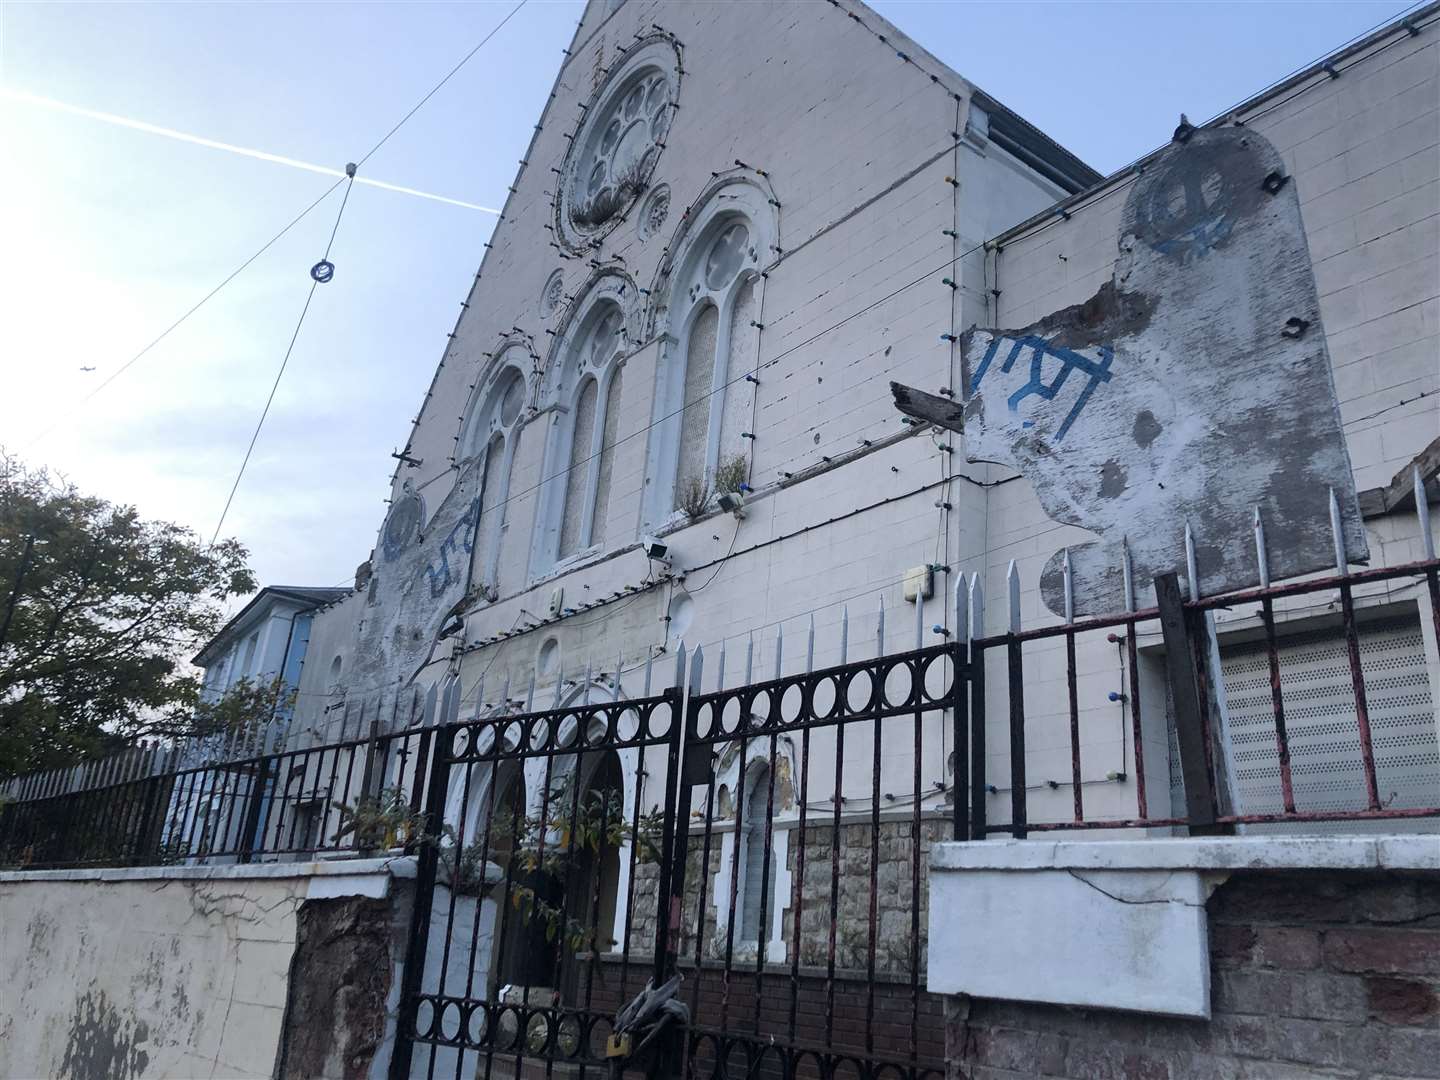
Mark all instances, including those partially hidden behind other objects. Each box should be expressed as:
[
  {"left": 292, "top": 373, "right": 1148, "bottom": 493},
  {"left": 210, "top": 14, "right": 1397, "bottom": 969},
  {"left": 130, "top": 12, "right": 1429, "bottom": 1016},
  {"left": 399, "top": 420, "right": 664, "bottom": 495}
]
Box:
[
  {"left": 581, "top": 955, "right": 948, "bottom": 1070},
  {"left": 943, "top": 869, "right": 1440, "bottom": 1080}
]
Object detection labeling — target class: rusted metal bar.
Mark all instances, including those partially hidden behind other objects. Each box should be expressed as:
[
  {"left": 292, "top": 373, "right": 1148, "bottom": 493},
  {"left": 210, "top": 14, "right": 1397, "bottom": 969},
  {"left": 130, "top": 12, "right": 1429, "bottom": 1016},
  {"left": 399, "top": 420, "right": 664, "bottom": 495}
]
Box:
[
  {"left": 1155, "top": 572, "right": 1221, "bottom": 833},
  {"left": 1063, "top": 550, "right": 1083, "bottom": 822},
  {"left": 655, "top": 647, "right": 699, "bottom": 982},
  {"left": 952, "top": 578, "right": 970, "bottom": 841}
]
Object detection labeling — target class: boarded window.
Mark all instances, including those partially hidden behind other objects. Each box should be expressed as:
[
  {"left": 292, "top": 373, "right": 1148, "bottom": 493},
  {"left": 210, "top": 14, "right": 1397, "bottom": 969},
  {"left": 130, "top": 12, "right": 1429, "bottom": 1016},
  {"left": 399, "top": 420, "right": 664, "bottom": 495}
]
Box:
[
  {"left": 559, "top": 379, "right": 599, "bottom": 558},
  {"left": 675, "top": 305, "right": 718, "bottom": 509},
  {"left": 473, "top": 434, "right": 507, "bottom": 587},
  {"left": 1168, "top": 612, "right": 1438, "bottom": 829},
  {"left": 718, "top": 277, "right": 758, "bottom": 459},
  {"left": 591, "top": 369, "right": 623, "bottom": 549}
]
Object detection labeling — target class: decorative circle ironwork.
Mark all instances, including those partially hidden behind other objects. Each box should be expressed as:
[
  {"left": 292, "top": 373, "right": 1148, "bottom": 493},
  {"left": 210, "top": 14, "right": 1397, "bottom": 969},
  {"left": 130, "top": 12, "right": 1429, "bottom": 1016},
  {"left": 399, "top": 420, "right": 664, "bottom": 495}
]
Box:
[
  {"left": 413, "top": 998, "right": 436, "bottom": 1038},
  {"left": 844, "top": 668, "right": 875, "bottom": 713}
]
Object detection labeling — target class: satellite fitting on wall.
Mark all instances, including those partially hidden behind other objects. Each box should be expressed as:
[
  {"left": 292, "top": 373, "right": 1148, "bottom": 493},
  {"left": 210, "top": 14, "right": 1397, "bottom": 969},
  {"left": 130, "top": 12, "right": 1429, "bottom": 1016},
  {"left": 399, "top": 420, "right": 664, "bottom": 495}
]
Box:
[
  {"left": 717, "top": 491, "right": 746, "bottom": 520},
  {"left": 642, "top": 535, "right": 670, "bottom": 565},
  {"left": 902, "top": 565, "right": 934, "bottom": 603}
]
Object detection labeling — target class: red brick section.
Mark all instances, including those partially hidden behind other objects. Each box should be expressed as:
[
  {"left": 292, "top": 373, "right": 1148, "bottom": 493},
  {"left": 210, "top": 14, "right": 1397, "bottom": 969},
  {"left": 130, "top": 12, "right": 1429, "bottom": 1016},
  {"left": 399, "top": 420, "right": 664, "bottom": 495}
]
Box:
[
  {"left": 943, "top": 870, "right": 1440, "bottom": 1080},
  {"left": 583, "top": 958, "right": 947, "bottom": 1072}
]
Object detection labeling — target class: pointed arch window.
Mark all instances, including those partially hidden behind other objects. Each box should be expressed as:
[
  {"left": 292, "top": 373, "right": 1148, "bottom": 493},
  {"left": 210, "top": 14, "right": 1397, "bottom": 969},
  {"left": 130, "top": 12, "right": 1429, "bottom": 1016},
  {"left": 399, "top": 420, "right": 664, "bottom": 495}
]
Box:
[
  {"left": 458, "top": 357, "right": 529, "bottom": 598},
  {"left": 643, "top": 182, "right": 776, "bottom": 528},
  {"left": 536, "top": 301, "right": 628, "bottom": 573},
  {"left": 738, "top": 763, "right": 777, "bottom": 945}
]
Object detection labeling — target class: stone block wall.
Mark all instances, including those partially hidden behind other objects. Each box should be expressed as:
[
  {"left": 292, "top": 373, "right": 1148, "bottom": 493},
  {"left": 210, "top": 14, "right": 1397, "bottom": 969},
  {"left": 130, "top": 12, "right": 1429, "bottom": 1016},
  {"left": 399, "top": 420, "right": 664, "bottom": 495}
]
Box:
[
  {"left": 943, "top": 869, "right": 1440, "bottom": 1080},
  {"left": 608, "top": 817, "right": 944, "bottom": 976}
]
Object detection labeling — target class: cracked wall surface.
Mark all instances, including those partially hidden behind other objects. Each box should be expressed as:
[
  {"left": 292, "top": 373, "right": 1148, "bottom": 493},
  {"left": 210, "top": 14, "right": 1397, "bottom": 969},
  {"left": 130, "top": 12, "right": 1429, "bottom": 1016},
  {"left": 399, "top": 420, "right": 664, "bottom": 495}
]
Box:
[
  {"left": 0, "top": 870, "right": 411, "bottom": 1080},
  {"left": 0, "top": 875, "right": 305, "bottom": 1078}
]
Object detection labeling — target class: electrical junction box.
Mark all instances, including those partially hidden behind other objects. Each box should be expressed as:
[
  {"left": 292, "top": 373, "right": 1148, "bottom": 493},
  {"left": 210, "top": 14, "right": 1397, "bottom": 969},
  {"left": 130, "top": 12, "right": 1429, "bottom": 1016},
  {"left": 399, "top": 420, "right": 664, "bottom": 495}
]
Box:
[
  {"left": 547, "top": 587, "right": 564, "bottom": 617},
  {"left": 903, "top": 566, "right": 933, "bottom": 603}
]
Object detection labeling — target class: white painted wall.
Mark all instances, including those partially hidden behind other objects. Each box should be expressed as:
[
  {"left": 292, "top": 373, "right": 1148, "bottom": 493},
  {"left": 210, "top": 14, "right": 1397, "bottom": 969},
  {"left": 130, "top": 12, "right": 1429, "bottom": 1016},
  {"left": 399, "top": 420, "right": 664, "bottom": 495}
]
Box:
[
  {"left": 295, "top": 4, "right": 1439, "bottom": 831},
  {"left": 0, "top": 861, "right": 400, "bottom": 1080}
]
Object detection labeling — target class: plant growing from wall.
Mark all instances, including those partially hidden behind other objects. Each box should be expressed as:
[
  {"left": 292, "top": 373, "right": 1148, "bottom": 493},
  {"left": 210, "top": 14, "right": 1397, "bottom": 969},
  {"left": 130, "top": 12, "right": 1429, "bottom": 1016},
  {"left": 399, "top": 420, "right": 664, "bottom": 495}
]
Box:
[
  {"left": 331, "top": 786, "right": 426, "bottom": 854},
  {"left": 714, "top": 454, "right": 748, "bottom": 495},
  {"left": 569, "top": 157, "right": 649, "bottom": 230},
  {"left": 676, "top": 473, "right": 713, "bottom": 521}
]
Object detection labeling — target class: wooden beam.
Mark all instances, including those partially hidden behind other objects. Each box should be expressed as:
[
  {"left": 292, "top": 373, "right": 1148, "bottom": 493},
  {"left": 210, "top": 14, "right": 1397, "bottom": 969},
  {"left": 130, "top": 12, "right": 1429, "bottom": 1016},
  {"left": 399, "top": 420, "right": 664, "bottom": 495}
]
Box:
[
  {"left": 890, "top": 381, "right": 965, "bottom": 434},
  {"left": 1357, "top": 435, "right": 1440, "bottom": 519}
]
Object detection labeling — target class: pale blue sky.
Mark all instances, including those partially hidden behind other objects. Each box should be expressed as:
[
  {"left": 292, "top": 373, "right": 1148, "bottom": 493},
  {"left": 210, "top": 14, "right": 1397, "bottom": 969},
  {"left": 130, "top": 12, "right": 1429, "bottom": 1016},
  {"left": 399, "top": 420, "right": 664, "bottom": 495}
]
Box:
[{"left": 0, "top": 0, "right": 1417, "bottom": 595}]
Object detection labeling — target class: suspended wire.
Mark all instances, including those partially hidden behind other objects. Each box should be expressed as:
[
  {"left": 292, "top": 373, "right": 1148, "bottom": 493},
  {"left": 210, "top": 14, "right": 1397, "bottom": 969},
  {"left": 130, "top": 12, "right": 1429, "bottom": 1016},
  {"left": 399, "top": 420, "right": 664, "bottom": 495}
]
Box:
[
  {"left": 25, "top": 178, "right": 347, "bottom": 448},
  {"left": 27, "top": 1, "right": 530, "bottom": 446},
  {"left": 210, "top": 176, "right": 357, "bottom": 544},
  {"left": 356, "top": 0, "right": 528, "bottom": 170}
]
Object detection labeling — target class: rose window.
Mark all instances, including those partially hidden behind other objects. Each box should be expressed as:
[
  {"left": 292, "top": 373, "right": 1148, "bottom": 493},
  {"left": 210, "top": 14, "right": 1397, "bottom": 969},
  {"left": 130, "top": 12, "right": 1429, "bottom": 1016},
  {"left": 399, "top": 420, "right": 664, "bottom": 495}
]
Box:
[{"left": 571, "top": 70, "right": 671, "bottom": 229}]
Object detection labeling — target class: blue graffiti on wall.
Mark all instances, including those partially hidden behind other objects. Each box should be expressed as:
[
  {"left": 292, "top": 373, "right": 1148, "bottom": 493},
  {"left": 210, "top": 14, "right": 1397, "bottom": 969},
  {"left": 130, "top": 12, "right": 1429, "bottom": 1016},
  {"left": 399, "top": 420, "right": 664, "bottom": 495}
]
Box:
[
  {"left": 423, "top": 497, "right": 482, "bottom": 598},
  {"left": 971, "top": 335, "right": 1114, "bottom": 443}
]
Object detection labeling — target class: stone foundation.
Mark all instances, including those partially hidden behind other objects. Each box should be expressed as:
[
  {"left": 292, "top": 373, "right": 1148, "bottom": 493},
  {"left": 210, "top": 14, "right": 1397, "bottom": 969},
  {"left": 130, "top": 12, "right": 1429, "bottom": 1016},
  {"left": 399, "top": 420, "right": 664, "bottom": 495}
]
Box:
[{"left": 942, "top": 868, "right": 1440, "bottom": 1080}]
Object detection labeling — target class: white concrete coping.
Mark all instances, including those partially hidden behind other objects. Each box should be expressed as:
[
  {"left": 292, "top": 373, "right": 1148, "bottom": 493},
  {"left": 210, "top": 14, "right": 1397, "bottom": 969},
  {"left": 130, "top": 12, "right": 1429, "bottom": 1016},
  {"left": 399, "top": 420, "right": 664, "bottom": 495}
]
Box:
[
  {"left": 931, "top": 835, "right": 1440, "bottom": 873},
  {"left": 0, "top": 854, "right": 419, "bottom": 900},
  {"left": 927, "top": 834, "right": 1438, "bottom": 1018}
]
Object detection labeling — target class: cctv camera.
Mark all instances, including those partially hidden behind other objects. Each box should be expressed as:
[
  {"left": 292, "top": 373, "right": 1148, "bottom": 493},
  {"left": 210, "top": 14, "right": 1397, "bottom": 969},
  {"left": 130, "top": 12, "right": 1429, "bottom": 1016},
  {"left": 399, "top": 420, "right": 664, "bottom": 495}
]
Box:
[
  {"left": 716, "top": 490, "right": 746, "bottom": 519},
  {"left": 642, "top": 535, "right": 669, "bottom": 562}
]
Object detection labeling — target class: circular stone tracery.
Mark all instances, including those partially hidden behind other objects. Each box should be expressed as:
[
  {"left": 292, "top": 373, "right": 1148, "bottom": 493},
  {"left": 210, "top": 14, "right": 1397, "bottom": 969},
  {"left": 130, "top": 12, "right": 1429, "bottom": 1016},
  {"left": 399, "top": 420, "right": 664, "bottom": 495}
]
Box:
[{"left": 556, "top": 38, "right": 680, "bottom": 250}]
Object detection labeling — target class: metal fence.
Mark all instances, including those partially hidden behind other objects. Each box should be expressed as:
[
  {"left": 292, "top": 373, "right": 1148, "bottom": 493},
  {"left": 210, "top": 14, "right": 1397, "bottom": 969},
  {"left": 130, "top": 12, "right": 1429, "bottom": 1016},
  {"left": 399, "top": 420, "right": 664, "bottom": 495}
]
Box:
[
  {"left": 961, "top": 473, "right": 1440, "bottom": 838},
  {"left": 0, "top": 689, "right": 438, "bottom": 869},
  {"left": 1, "top": 469, "right": 1437, "bottom": 1080}
]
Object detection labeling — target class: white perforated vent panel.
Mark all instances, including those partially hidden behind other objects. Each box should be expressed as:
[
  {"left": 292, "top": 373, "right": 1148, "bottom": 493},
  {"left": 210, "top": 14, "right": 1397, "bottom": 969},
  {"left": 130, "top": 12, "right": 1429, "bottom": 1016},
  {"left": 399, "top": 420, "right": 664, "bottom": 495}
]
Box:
[{"left": 1168, "top": 613, "right": 1440, "bottom": 828}]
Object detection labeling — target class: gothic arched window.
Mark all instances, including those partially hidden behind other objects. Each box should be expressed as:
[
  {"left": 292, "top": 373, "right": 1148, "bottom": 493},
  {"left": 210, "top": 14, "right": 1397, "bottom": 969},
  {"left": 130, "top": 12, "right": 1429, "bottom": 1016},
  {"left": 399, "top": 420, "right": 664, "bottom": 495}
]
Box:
[
  {"left": 457, "top": 356, "right": 528, "bottom": 598},
  {"left": 738, "top": 763, "right": 777, "bottom": 945},
  {"left": 534, "top": 296, "right": 630, "bottom": 574},
  {"left": 643, "top": 180, "right": 776, "bottom": 527}
]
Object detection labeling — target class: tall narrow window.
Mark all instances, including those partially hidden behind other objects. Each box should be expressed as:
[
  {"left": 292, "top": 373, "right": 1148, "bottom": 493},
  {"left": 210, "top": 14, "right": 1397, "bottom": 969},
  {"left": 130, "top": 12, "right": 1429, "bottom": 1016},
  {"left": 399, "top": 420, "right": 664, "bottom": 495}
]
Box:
[
  {"left": 458, "top": 359, "right": 528, "bottom": 599},
  {"left": 719, "top": 277, "right": 759, "bottom": 456},
  {"left": 675, "top": 304, "right": 718, "bottom": 508},
  {"left": 559, "top": 379, "right": 599, "bottom": 558},
  {"left": 591, "top": 368, "right": 624, "bottom": 548},
  {"left": 474, "top": 433, "right": 507, "bottom": 586},
  {"left": 538, "top": 298, "right": 630, "bottom": 573},
  {"left": 644, "top": 182, "right": 776, "bottom": 528},
  {"left": 739, "top": 765, "right": 776, "bottom": 944}
]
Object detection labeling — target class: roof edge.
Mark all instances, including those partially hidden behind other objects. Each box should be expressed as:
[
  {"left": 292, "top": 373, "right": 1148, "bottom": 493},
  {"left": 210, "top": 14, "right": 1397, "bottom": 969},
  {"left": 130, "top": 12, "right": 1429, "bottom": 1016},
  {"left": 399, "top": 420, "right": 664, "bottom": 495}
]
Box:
[{"left": 990, "top": 2, "right": 1440, "bottom": 248}]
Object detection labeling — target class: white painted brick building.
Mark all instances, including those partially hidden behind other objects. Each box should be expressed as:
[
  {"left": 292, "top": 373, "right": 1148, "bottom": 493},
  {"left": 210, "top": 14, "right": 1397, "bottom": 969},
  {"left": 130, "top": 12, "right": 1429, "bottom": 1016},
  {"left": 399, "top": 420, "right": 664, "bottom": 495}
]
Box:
[{"left": 295, "top": 0, "right": 1439, "bottom": 855}]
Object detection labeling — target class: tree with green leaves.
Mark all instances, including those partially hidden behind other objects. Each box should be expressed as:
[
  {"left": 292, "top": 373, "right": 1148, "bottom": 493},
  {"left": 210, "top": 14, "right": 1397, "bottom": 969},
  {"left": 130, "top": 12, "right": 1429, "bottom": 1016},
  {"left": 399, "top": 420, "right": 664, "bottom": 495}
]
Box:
[{"left": 0, "top": 451, "right": 256, "bottom": 777}]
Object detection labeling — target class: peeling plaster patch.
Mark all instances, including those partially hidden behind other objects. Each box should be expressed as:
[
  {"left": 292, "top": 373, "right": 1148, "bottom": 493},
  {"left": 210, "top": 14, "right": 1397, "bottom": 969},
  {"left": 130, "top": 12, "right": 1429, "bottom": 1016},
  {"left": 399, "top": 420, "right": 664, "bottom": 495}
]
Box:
[
  {"left": 60, "top": 991, "right": 150, "bottom": 1080},
  {"left": 959, "top": 126, "right": 1368, "bottom": 616},
  {"left": 1132, "top": 410, "right": 1162, "bottom": 448},
  {"left": 277, "top": 897, "right": 393, "bottom": 1080},
  {"left": 1099, "top": 459, "right": 1128, "bottom": 499}
]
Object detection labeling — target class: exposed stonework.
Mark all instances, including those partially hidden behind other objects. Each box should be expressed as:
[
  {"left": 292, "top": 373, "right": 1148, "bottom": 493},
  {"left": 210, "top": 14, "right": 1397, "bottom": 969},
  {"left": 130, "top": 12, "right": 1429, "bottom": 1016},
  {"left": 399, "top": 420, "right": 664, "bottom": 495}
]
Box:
[
  {"left": 277, "top": 897, "right": 394, "bottom": 1080},
  {"left": 614, "top": 819, "right": 940, "bottom": 976}
]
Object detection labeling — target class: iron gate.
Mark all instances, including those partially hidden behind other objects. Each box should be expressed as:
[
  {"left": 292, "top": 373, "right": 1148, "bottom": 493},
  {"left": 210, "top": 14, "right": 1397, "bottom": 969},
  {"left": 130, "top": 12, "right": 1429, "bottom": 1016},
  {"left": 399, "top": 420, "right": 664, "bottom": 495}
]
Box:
[{"left": 391, "top": 638, "right": 967, "bottom": 1080}]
